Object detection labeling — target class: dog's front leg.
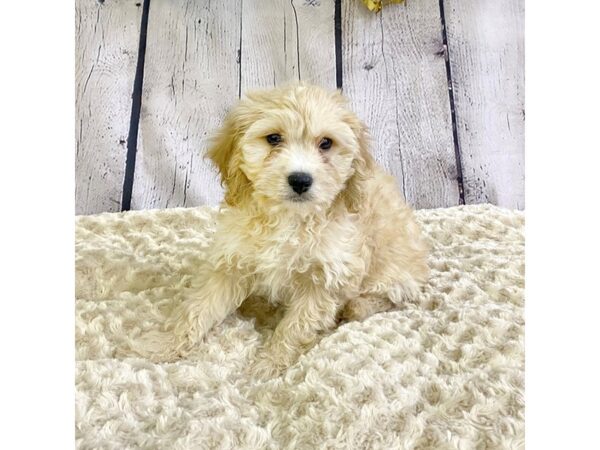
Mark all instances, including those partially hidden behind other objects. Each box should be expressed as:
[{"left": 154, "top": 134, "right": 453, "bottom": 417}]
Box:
[
  {"left": 166, "top": 269, "right": 250, "bottom": 356},
  {"left": 252, "top": 286, "right": 339, "bottom": 378}
]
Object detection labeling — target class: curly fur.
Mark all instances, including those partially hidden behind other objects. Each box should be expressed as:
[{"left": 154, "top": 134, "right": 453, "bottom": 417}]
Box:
[{"left": 163, "top": 84, "right": 429, "bottom": 377}]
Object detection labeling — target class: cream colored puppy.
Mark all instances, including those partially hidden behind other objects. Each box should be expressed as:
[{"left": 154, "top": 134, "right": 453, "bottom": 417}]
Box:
[{"left": 167, "top": 84, "right": 429, "bottom": 377}]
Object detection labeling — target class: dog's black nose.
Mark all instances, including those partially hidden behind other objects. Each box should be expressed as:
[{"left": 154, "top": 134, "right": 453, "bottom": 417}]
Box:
[{"left": 288, "top": 172, "right": 313, "bottom": 194}]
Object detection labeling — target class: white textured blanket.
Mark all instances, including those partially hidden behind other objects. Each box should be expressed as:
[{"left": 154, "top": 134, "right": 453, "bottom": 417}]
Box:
[{"left": 75, "top": 204, "right": 524, "bottom": 449}]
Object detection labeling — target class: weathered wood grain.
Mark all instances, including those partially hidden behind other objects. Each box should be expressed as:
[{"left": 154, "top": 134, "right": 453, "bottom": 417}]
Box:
[
  {"left": 75, "top": 0, "right": 142, "bottom": 215},
  {"left": 240, "top": 0, "right": 336, "bottom": 91},
  {"left": 76, "top": 0, "right": 525, "bottom": 213},
  {"left": 444, "top": 0, "right": 525, "bottom": 209},
  {"left": 342, "top": 0, "right": 461, "bottom": 209},
  {"left": 131, "top": 0, "right": 241, "bottom": 209}
]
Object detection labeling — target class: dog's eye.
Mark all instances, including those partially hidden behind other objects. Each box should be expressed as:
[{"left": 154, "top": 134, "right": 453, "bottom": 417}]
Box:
[
  {"left": 319, "top": 137, "right": 333, "bottom": 151},
  {"left": 266, "top": 134, "right": 282, "bottom": 146}
]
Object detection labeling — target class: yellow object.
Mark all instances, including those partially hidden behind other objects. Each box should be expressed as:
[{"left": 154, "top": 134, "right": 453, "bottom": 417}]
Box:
[{"left": 362, "top": 0, "right": 405, "bottom": 12}]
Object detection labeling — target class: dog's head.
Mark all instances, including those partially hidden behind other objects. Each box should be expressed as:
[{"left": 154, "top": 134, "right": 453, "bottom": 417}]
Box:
[{"left": 208, "top": 84, "right": 374, "bottom": 212}]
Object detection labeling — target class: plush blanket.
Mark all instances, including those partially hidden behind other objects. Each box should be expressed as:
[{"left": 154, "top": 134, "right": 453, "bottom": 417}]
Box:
[{"left": 75, "top": 204, "right": 524, "bottom": 449}]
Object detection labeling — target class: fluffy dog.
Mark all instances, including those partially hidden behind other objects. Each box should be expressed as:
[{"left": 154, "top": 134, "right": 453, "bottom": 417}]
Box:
[{"left": 166, "top": 84, "right": 429, "bottom": 377}]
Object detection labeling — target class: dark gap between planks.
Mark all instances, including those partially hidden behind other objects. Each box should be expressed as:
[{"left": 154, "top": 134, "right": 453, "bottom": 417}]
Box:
[
  {"left": 438, "top": 0, "right": 465, "bottom": 205},
  {"left": 121, "top": 0, "right": 151, "bottom": 211},
  {"left": 238, "top": 0, "right": 243, "bottom": 98},
  {"left": 334, "top": 0, "right": 343, "bottom": 89}
]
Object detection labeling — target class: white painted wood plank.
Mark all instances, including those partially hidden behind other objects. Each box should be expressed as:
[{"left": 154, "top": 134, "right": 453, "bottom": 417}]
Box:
[
  {"left": 445, "top": 0, "right": 525, "bottom": 209},
  {"left": 132, "top": 0, "right": 241, "bottom": 209},
  {"left": 241, "top": 0, "right": 336, "bottom": 91},
  {"left": 342, "top": 0, "right": 460, "bottom": 209},
  {"left": 75, "top": 0, "right": 142, "bottom": 215}
]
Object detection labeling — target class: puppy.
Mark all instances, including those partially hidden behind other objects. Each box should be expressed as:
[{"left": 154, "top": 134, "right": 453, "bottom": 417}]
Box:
[{"left": 166, "top": 84, "right": 429, "bottom": 377}]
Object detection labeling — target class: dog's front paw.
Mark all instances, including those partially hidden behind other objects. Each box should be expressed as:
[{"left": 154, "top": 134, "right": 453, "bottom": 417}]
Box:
[
  {"left": 339, "top": 295, "right": 394, "bottom": 323},
  {"left": 127, "top": 329, "right": 186, "bottom": 363},
  {"left": 250, "top": 351, "right": 289, "bottom": 381},
  {"left": 164, "top": 300, "right": 210, "bottom": 350}
]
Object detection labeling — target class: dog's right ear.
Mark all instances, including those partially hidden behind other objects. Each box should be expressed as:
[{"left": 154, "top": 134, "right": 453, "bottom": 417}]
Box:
[{"left": 207, "top": 109, "right": 253, "bottom": 207}]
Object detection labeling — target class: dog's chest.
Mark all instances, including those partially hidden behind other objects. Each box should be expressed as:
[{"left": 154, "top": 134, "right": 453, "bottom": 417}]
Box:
[{"left": 247, "top": 217, "right": 364, "bottom": 300}]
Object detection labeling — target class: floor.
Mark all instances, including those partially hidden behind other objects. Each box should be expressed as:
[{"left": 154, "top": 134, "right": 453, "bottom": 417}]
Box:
[{"left": 75, "top": 0, "right": 524, "bottom": 215}]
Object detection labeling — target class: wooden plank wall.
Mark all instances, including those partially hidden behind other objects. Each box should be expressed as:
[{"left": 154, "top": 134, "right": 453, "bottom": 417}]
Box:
[
  {"left": 132, "top": 0, "right": 241, "bottom": 209},
  {"left": 343, "top": 0, "right": 460, "bottom": 209},
  {"left": 75, "top": 0, "right": 142, "bottom": 214},
  {"left": 75, "top": 0, "right": 525, "bottom": 215},
  {"left": 445, "top": 0, "right": 525, "bottom": 208}
]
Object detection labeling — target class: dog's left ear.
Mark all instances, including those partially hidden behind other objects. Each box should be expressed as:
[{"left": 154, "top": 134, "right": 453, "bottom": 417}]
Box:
[{"left": 341, "top": 111, "right": 376, "bottom": 213}]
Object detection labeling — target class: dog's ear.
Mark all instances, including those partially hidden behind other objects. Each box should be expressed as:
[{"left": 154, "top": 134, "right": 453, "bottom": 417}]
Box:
[
  {"left": 207, "top": 108, "right": 253, "bottom": 207},
  {"left": 341, "top": 113, "right": 375, "bottom": 213}
]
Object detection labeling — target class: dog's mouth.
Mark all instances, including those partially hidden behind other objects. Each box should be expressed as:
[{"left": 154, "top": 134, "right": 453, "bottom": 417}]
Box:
[{"left": 286, "top": 193, "right": 313, "bottom": 203}]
